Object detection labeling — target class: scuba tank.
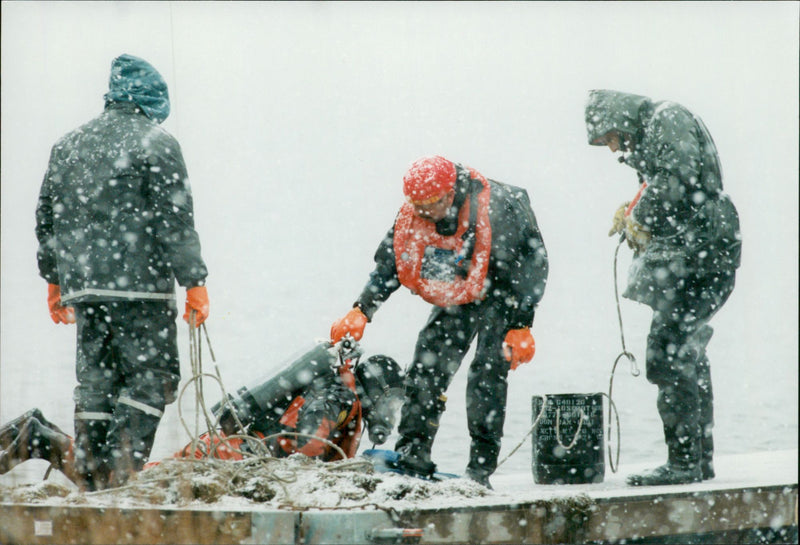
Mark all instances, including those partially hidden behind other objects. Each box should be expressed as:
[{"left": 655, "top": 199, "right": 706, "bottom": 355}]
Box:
[{"left": 212, "top": 339, "right": 361, "bottom": 435}]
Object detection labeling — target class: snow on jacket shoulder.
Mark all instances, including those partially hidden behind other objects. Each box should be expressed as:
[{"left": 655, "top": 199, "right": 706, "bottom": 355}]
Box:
[
  {"left": 35, "top": 102, "right": 207, "bottom": 304},
  {"left": 628, "top": 99, "right": 741, "bottom": 278}
]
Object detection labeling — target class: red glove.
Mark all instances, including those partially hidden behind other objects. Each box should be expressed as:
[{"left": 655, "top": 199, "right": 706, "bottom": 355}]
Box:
[
  {"left": 47, "top": 284, "right": 76, "bottom": 324},
  {"left": 330, "top": 307, "right": 368, "bottom": 343},
  {"left": 503, "top": 327, "right": 535, "bottom": 370},
  {"left": 183, "top": 286, "right": 209, "bottom": 327}
]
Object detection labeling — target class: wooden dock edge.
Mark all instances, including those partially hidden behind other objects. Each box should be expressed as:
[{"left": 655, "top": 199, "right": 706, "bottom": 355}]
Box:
[
  {"left": 1, "top": 483, "right": 797, "bottom": 544},
  {"left": 404, "top": 484, "right": 798, "bottom": 544}
]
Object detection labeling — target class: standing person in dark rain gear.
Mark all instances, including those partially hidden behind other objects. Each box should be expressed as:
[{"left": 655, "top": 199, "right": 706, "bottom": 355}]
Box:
[
  {"left": 35, "top": 54, "right": 210, "bottom": 490},
  {"left": 585, "top": 90, "right": 741, "bottom": 486},
  {"left": 330, "top": 156, "right": 548, "bottom": 488}
]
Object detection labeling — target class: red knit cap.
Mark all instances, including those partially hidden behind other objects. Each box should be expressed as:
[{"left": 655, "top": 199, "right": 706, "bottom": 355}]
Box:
[{"left": 403, "top": 156, "right": 457, "bottom": 204}]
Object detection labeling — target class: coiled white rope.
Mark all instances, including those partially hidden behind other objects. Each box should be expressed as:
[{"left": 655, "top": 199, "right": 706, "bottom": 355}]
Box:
[{"left": 179, "top": 312, "right": 349, "bottom": 465}]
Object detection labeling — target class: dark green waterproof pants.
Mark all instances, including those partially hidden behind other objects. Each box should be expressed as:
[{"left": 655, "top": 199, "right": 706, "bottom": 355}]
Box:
[
  {"left": 72, "top": 301, "right": 180, "bottom": 489},
  {"left": 395, "top": 301, "right": 512, "bottom": 479},
  {"left": 645, "top": 270, "right": 735, "bottom": 471}
]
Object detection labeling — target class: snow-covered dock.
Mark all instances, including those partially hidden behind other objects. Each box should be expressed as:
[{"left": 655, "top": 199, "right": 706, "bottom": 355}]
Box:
[{"left": 1, "top": 449, "right": 796, "bottom": 544}]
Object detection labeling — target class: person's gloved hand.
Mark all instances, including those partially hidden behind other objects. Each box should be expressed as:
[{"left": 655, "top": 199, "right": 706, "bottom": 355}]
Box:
[
  {"left": 330, "top": 307, "right": 368, "bottom": 343},
  {"left": 608, "top": 202, "right": 630, "bottom": 237},
  {"left": 47, "top": 284, "right": 75, "bottom": 324},
  {"left": 183, "top": 286, "right": 209, "bottom": 327},
  {"left": 624, "top": 216, "right": 651, "bottom": 252},
  {"left": 503, "top": 327, "right": 535, "bottom": 370}
]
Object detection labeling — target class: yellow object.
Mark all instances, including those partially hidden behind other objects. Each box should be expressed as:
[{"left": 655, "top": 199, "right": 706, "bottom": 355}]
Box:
[
  {"left": 608, "top": 202, "right": 630, "bottom": 237},
  {"left": 624, "top": 216, "right": 651, "bottom": 252}
]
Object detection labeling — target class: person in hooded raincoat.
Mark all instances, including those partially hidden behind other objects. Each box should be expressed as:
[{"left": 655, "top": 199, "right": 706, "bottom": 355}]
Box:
[
  {"left": 35, "top": 54, "right": 210, "bottom": 490},
  {"left": 585, "top": 90, "right": 741, "bottom": 486},
  {"left": 330, "top": 156, "right": 548, "bottom": 488}
]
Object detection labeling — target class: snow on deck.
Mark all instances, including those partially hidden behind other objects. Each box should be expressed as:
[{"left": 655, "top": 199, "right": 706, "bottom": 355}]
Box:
[
  {"left": 493, "top": 448, "right": 798, "bottom": 502},
  {"left": 2, "top": 449, "right": 795, "bottom": 509},
  {"left": 0, "top": 449, "right": 796, "bottom": 544}
]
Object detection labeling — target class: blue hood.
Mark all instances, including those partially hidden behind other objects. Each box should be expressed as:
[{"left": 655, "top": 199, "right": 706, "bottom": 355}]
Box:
[{"left": 104, "top": 54, "right": 170, "bottom": 124}]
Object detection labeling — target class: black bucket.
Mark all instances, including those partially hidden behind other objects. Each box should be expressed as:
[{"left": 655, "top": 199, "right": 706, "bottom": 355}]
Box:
[{"left": 531, "top": 393, "right": 605, "bottom": 484}]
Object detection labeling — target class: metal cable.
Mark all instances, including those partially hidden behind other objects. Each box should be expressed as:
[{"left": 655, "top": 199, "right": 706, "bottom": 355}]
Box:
[
  {"left": 605, "top": 235, "right": 641, "bottom": 473},
  {"left": 174, "top": 314, "right": 362, "bottom": 505}
]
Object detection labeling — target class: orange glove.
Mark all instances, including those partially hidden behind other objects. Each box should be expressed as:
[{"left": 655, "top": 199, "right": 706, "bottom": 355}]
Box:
[
  {"left": 183, "top": 286, "right": 209, "bottom": 327},
  {"left": 47, "top": 284, "right": 75, "bottom": 324},
  {"left": 330, "top": 307, "right": 368, "bottom": 343},
  {"left": 503, "top": 327, "right": 535, "bottom": 370}
]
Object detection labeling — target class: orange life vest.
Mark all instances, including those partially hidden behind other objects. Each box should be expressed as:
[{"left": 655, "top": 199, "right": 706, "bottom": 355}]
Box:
[{"left": 393, "top": 168, "right": 492, "bottom": 307}]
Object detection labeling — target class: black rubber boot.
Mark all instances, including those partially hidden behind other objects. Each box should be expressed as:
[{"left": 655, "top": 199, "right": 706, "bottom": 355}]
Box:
[
  {"left": 626, "top": 461, "right": 702, "bottom": 486},
  {"left": 105, "top": 403, "right": 162, "bottom": 488},
  {"left": 697, "top": 353, "right": 715, "bottom": 481},
  {"left": 73, "top": 417, "right": 111, "bottom": 491},
  {"left": 464, "top": 469, "right": 493, "bottom": 489},
  {"left": 396, "top": 451, "right": 438, "bottom": 479},
  {"left": 627, "top": 424, "right": 702, "bottom": 486},
  {"left": 700, "top": 435, "right": 715, "bottom": 480},
  {"left": 628, "top": 402, "right": 703, "bottom": 486},
  {"left": 464, "top": 436, "right": 500, "bottom": 489},
  {"left": 395, "top": 393, "right": 447, "bottom": 479}
]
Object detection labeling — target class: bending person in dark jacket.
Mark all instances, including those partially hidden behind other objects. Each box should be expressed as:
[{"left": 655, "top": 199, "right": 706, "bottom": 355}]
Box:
[
  {"left": 34, "top": 54, "right": 210, "bottom": 490},
  {"left": 330, "top": 156, "right": 548, "bottom": 488},
  {"left": 585, "top": 90, "right": 741, "bottom": 486}
]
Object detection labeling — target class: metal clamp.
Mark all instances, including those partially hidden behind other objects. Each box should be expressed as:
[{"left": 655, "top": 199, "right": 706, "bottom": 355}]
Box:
[{"left": 336, "top": 334, "right": 363, "bottom": 365}]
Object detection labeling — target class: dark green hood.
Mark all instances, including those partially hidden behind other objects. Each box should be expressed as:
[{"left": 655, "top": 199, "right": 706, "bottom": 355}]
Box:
[{"left": 585, "top": 90, "right": 651, "bottom": 145}]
